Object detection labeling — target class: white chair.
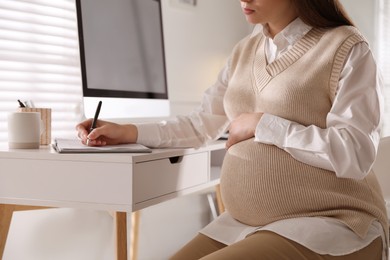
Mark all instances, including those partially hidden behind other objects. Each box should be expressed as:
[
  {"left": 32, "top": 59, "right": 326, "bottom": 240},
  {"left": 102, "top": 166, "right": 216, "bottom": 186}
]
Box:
[
  {"left": 373, "top": 136, "right": 390, "bottom": 256},
  {"left": 372, "top": 136, "right": 390, "bottom": 223}
]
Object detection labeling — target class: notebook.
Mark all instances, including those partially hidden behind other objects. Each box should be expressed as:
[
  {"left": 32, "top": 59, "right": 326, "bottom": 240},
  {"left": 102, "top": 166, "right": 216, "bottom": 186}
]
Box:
[{"left": 53, "top": 138, "right": 152, "bottom": 154}]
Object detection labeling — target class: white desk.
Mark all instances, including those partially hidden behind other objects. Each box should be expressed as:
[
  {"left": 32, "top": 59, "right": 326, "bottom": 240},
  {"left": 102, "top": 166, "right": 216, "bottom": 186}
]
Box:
[{"left": 0, "top": 142, "right": 226, "bottom": 260}]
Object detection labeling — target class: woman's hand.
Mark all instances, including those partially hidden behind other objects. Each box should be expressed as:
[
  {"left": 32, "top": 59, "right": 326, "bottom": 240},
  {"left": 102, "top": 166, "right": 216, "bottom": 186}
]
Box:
[
  {"left": 76, "top": 119, "right": 138, "bottom": 146},
  {"left": 226, "top": 112, "right": 263, "bottom": 149}
]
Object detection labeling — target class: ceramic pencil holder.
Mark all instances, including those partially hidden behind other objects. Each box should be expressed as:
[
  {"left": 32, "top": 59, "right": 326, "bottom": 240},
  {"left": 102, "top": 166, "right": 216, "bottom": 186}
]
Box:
[{"left": 18, "top": 107, "right": 52, "bottom": 145}]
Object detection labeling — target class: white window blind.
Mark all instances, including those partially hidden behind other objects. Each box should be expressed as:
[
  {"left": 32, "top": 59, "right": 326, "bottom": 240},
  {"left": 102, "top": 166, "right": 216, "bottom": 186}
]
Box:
[
  {"left": 0, "top": 0, "right": 83, "bottom": 145},
  {"left": 378, "top": 0, "right": 390, "bottom": 136}
]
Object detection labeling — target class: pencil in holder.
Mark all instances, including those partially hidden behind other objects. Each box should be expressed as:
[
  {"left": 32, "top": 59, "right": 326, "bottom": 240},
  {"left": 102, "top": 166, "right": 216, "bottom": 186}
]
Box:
[{"left": 18, "top": 107, "right": 52, "bottom": 145}]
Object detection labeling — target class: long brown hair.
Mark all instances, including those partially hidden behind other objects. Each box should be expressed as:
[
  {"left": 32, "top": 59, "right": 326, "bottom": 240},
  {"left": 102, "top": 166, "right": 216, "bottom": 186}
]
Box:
[{"left": 293, "top": 0, "right": 355, "bottom": 28}]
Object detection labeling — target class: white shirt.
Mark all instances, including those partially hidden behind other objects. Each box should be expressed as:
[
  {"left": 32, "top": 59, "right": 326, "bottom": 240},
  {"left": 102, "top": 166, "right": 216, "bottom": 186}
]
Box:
[{"left": 137, "top": 18, "right": 387, "bottom": 258}]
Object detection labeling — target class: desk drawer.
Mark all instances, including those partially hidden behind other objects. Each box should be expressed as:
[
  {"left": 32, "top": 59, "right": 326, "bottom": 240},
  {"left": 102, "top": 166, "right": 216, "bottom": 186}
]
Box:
[{"left": 133, "top": 152, "right": 208, "bottom": 203}]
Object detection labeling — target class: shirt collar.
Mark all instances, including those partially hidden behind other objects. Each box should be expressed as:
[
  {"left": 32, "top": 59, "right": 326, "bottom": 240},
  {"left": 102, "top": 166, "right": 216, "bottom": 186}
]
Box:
[{"left": 250, "top": 18, "right": 312, "bottom": 48}]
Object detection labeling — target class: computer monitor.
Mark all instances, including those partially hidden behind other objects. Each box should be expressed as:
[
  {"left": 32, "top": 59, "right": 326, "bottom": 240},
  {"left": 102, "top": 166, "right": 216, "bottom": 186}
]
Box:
[{"left": 75, "top": 0, "right": 169, "bottom": 119}]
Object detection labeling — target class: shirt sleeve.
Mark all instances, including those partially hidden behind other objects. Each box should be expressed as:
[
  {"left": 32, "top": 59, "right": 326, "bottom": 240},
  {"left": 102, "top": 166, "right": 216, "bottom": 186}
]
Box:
[
  {"left": 136, "top": 64, "right": 230, "bottom": 148},
  {"left": 254, "top": 42, "right": 384, "bottom": 180}
]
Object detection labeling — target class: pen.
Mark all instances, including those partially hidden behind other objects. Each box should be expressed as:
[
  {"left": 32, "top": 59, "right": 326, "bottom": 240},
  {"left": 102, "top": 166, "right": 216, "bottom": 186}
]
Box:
[
  {"left": 89, "top": 100, "right": 102, "bottom": 133},
  {"left": 87, "top": 101, "right": 102, "bottom": 146},
  {"left": 17, "top": 99, "right": 26, "bottom": 108}
]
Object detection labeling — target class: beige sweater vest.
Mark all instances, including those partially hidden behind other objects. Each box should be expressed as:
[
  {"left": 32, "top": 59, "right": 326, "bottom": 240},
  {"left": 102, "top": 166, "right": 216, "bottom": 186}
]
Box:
[{"left": 220, "top": 26, "right": 388, "bottom": 241}]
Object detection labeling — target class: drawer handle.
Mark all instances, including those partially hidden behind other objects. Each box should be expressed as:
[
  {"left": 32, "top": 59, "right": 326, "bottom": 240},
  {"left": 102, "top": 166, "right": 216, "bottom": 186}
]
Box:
[{"left": 169, "top": 156, "right": 183, "bottom": 164}]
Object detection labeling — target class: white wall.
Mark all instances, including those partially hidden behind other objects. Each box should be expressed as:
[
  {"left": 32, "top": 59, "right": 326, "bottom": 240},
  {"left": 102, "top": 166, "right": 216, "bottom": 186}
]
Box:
[
  {"left": 162, "top": 0, "right": 251, "bottom": 114},
  {"left": 340, "top": 0, "right": 379, "bottom": 56}
]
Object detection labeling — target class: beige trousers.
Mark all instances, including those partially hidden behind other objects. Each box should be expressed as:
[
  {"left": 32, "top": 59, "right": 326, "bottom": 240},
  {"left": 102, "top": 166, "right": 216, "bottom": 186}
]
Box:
[{"left": 170, "top": 231, "right": 382, "bottom": 260}]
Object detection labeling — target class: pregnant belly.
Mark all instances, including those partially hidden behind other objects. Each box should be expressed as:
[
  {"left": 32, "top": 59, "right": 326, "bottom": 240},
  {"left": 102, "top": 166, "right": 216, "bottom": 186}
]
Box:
[{"left": 219, "top": 138, "right": 332, "bottom": 226}]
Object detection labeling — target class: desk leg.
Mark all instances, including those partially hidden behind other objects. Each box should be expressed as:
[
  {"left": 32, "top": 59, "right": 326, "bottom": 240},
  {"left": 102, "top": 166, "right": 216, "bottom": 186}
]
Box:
[
  {"left": 115, "top": 211, "right": 140, "bottom": 260},
  {"left": 0, "top": 204, "right": 51, "bottom": 260},
  {"left": 1, "top": 206, "right": 139, "bottom": 260},
  {"left": 215, "top": 184, "right": 225, "bottom": 215},
  {"left": 0, "top": 204, "right": 13, "bottom": 260},
  {"left": 1, "top": 206, "right": 141, "bottom": 260},
  {"left": 130, "top": 211, "right": 140, "bottom": 260},
  {"left": 115, "top": 212, "right": 128, "bottom": 260}
]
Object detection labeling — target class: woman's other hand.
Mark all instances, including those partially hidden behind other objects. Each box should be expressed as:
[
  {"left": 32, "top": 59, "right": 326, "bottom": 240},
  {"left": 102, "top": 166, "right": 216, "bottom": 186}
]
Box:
[
  {"left": 226, "top": 112, "right": 263, "bottom": 149},
  {"left": 76, "top": 119, "right": 138, "bottom": 146}
]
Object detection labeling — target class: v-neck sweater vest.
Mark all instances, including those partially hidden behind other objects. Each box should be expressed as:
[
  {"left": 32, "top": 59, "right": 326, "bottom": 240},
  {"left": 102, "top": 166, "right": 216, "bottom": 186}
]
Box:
[{"left": 220, "top": 26, "right": 388, "bottom": 242}]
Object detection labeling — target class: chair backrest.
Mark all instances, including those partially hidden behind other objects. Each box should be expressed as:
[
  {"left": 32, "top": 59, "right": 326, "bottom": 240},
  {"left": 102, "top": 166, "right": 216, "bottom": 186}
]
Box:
[{"left": 373, "top": 136, "right": 390, "bottom": 203}]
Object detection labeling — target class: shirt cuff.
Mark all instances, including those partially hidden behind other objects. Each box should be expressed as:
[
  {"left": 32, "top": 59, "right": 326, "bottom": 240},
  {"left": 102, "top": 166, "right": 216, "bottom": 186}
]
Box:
[
  {"left": 134, "top": 122, "right": 162, "bottom": 147},
  {"left": 254, "top": 113, "right": 291, "bottom": 148}
]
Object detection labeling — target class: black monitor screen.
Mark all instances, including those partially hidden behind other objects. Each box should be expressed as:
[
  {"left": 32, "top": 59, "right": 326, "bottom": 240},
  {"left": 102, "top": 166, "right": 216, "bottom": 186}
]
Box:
[{"left": 76, "top": 0, "right": 168, "bottom": 99}]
